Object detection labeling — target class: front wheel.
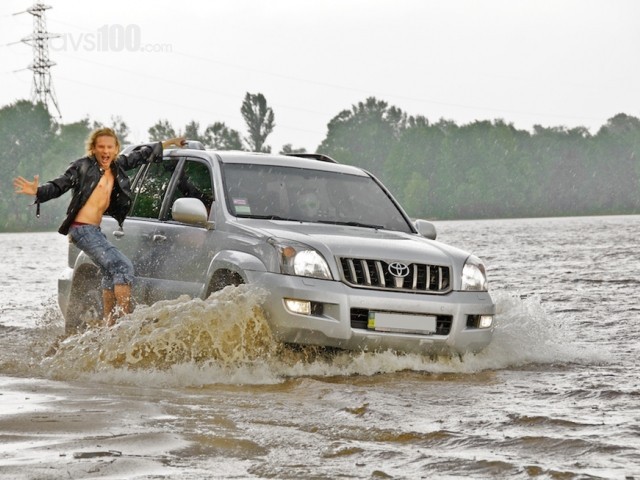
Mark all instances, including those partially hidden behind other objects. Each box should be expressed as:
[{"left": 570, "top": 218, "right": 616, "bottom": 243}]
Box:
[{"left": 205, "top": 269, "right": 245, "bottom": 298}]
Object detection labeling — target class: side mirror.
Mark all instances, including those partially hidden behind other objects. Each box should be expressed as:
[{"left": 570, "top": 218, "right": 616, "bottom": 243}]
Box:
[
  {"left": 414, "top": 219, "right": 437, "bottom": 240},
  {"left": 172, "top": 198, "right": 212, "bottom": 228}
]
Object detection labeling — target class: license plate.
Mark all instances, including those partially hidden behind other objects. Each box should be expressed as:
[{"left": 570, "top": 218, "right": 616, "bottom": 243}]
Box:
[{"left": 369, "top": 311, "right": 437, "bottom": 335}]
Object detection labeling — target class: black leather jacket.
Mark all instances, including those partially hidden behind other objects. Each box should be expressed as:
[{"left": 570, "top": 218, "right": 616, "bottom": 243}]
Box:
[{"left": 36, "top": 142, "right": 162, "bottom": 235}]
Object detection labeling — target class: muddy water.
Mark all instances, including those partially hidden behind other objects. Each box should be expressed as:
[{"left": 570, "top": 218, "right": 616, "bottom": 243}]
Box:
[{"left": 0, "top": 215, "right": 638, "bottom": 479}]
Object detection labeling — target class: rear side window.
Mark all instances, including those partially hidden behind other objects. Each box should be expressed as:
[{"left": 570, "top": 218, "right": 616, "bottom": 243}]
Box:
[{"left": 129, "top": 161, "right": 176, "bottom": 219}]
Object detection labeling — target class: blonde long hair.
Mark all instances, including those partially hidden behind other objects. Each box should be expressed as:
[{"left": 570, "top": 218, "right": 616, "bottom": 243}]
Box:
[{"left": 85, "top": 127, "right": 121, "bottom": 156}]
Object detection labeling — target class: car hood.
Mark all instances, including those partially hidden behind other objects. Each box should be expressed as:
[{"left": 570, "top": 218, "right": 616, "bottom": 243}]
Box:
[{"left": 239, "top": 220, "right": 470, "bottom": 267}]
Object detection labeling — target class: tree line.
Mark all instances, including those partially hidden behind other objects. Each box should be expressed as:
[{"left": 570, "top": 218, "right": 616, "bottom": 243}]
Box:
[
  {"left": 319, "top": 97, "right": 640, "bottom": 220},
  {"left": 1, "top": 95, "right": 639, "bottom": 232}
]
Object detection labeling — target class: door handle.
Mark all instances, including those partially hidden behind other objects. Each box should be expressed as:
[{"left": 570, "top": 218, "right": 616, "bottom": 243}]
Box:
[{"left": 152, "top": 234, "right": 167, "bottom": 243}]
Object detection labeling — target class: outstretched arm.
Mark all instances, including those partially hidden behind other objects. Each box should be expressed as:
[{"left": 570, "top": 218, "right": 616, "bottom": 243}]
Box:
[
  {"left": 162, "top": 137, "right": 187, "bottom": 149},
  {"left": 120, "top": 137, "right": 188, "bottom": 170},
  {"left": 13, "top": 175, "right": 39, "bottom": 196}
]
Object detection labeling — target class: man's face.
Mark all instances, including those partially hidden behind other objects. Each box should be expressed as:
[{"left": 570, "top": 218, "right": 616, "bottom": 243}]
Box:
[{"left": 92, "top": 135, "right": 118, "bottom": 169}]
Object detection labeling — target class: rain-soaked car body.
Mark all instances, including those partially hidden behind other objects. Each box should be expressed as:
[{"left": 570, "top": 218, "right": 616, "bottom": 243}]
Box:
[{"left": 58, "top": 146, "right": 496, "bottom": 355}]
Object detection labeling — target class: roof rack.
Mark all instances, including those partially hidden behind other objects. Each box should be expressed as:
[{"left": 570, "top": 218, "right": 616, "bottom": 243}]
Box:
[
  {"left": 183, "top": 140, "right": 206, "bottom": 150},
  {"left": 284, "top": 153, "right": 338, "bottom": 163},
  {"left": 162, "top": 140, "right": 205, "bottom": 150},
  {"left": 120, "top": 140, "right": 205, "bottom": 155}
]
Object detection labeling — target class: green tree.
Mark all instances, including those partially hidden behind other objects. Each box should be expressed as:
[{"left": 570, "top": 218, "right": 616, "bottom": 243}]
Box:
[
  {"left": 204, "top": 122, "right": 243, "bottom": 150},
  {"left": 184, "top": 121, "right": 209, "bottom": 144},
  {"left": 0, "top": 100, "right": 57, "bottom": 231},
  {"left": 5, "top": 99, "right": 640, "bottom": 231},
  {"left": 148, "top": 119, "right": 177, "bottom": 141},
  {"left": 592, "top": 114, "right": 640, "bottom": 213},
  {"left": 241, "top": 92, "right": 275, "bottom": 153},
  {"left": 318, "top": 97, "right": 406, "bottom": 176},
  {"left": 149, "top": 119, "right": 243, "bottom": 150},
  {"left": 385, "top": 115, "right": 443, "bottom": 218}
]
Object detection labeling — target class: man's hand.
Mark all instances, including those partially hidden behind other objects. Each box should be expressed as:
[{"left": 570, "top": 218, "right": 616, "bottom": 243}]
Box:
[
  {"left": 13, "top": 175, "right": 39, "bottom": 196},
  {"left": 162, "top": 137, "right": 187, "bottom": 149}
]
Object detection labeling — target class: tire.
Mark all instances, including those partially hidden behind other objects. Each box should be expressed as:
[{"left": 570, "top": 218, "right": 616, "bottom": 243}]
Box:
[{"left": 206, "top": 269, "right": 245, "bottom": 298}]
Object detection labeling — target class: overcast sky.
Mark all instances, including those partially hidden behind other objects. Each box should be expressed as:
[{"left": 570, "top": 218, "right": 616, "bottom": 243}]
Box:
[{"left": 1, "top": 0, "right": 639, "bottom": 151}]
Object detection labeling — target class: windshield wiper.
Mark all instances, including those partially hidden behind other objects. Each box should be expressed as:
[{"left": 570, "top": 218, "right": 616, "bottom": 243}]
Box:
[
  {"left": 238, "top": 214, "right": 303, "bottom": 222},
  {"left": 240, "top": 215, "right": 385, "bottom": 229},
  {"left": 317, "top": 220, "right": 385, "bottom": 230}
]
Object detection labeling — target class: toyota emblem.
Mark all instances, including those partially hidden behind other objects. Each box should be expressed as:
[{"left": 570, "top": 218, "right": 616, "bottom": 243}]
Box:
[{"left": 388, "top": 262, "right": 410, "bottom": 278}]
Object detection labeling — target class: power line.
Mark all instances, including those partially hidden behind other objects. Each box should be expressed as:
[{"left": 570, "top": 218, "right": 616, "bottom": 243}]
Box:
[{"left": 13, "top": 1, "right": 61, "bottom": 118}]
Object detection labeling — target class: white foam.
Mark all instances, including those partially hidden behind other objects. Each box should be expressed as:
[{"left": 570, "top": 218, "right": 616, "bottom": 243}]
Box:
[{"left": 459, "top": 291, "right": 609, "bottom": 371}]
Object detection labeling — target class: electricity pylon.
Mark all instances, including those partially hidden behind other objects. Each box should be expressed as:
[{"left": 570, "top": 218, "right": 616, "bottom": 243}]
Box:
[{"left": 14, "top": 2, "right": 61, "bottom": 117}]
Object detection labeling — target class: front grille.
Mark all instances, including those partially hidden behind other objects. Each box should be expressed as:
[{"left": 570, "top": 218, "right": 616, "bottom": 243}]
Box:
[
  {"left": 350, "top": 308, "right": 452, "bottom": 335},
  {"left": 338, "top": 257, "right": 451, "bottom": 293}
]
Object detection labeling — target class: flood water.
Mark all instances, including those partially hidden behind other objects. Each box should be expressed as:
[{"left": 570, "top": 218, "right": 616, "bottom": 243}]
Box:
[{"left": 0, "top": 215, "right": 638, "bottom": 479}]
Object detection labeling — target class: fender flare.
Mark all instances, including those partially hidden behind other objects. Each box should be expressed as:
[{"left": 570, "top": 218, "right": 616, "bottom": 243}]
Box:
[{"left": 201, "top": 250, "right": 268, "bottom": 297}]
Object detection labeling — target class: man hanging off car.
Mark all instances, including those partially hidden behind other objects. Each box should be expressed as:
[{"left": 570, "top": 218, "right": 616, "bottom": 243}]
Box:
[{"left": 13, "top": 127, "right": 186, "bottom": 328}]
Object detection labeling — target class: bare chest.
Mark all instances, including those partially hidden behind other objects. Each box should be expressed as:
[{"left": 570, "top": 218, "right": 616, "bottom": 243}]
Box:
[
  {"left": 96, "top": 171, "right": 114, "bottom": 193},
  {"left": 86, "top": 171, "right": 115, "bottom": 207}
]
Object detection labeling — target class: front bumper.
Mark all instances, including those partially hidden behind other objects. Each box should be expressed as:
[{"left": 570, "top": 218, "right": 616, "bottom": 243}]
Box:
[{"left": 246, "top": 271, "right": 496, "bottom": 355}]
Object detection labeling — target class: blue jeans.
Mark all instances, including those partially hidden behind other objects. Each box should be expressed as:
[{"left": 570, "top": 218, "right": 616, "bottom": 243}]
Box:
[{"left": 68, "top": 224, "right": 134, "bottom": 290}]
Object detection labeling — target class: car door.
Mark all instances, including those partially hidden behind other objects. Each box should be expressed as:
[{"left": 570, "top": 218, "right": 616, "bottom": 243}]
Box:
[{"left": 144, "top": 157, "right": 217, "bottom": 303}]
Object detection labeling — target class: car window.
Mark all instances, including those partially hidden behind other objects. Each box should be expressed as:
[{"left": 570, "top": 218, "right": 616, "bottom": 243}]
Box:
[
  {"left": 222, "top": 163, "right": 413, "bottom": 233},
  {"left": 128, "top": 164, "right": 145, "bottom": 186},
  {"left": 166, "top": 159, "right": 214, "bottom": 220},
  {"left": 129, "top": 161, "right": 176, "bottom": 219}
]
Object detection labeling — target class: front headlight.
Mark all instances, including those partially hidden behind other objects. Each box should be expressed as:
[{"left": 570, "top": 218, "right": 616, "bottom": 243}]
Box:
[
  {"left": 461, "top": 255, "right": 488, "bottom": 291},
  {"left": 268, "top": 238, "right": 333, "bottom": 280}
]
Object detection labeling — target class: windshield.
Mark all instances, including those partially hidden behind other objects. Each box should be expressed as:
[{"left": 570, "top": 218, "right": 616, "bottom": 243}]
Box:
[{"left": 222, "top": 163, "right": 413, "bottom": 233}]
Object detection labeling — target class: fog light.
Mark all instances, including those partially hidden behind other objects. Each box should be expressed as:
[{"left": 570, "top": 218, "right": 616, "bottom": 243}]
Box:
[
  {"left": 479, "top": 315, "right": 493, "bottom": 329},
  {"left": 284, "top": 298, "right": 311, "bottom": 315}
]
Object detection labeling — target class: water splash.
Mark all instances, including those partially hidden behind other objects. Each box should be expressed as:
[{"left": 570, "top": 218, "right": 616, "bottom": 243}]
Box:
[
  {"left": 42, "top": 285, "right": 276, "bottom": 378},
  {"left": 32, "top": 286, "right": 607, "bottom": 386},
  {"left": 462, "top": 291, "right": 609, "bottom": 370}
]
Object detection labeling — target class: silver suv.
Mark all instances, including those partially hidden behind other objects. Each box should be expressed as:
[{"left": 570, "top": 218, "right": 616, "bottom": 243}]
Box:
[{"left": 58, "top": 147, "right": 495, "bottom": 354}]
